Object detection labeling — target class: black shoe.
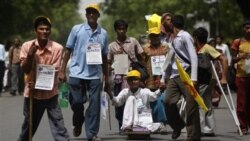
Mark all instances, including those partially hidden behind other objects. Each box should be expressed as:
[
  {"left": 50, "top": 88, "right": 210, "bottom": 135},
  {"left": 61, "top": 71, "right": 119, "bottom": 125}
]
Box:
[
  {"left": 201, "top": 132, "right": 215, "bottom": 137},
  {"left": 172, "top": 129, "right": 182, "bottom": 139},
  {"left": 73, "top": 126, "right": 82, "bottom": 137},
  {"left": 10, "top": 91, "right": 16, "bottom": 96}
]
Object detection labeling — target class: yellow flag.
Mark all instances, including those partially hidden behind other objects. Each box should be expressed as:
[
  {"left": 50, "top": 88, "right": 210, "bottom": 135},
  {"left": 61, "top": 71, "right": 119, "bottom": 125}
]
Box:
[{"left": 175, "top": 58, "right": 208, "bottom": 112}]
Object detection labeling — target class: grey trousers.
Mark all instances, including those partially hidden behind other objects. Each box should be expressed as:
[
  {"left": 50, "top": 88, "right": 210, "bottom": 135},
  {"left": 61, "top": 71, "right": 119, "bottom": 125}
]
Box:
[
  {"left": 17, "top": 95, "right": 69, "bottom": 141},
  {"left": 11, "top": 64, "right": 24, "bottom": 93},
  {"left": 165, "top": 76, "right": 201, "bottom": 140}
]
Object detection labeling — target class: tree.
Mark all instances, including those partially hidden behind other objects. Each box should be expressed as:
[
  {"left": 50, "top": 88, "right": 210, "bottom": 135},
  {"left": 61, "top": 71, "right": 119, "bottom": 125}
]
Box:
[
  {"left": 101, "top": 0, "right": 243, "bottom": 42},
  {"left": 0, "top": 0, "right": 82, "bottom": 48},
  {"left": 236, "top": 0, "right": 250, "bottom": 19}
]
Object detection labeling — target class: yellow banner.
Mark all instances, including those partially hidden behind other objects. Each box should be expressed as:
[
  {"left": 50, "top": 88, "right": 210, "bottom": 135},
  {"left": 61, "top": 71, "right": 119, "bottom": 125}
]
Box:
[{"left": 175, "top": 58, "right": 208, "bottom": 112}]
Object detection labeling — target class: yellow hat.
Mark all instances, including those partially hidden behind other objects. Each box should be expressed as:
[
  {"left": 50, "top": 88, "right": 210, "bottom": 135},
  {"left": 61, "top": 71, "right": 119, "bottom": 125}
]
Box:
[
  {"left": 125, "top": 70, "right": 141, "bottom": 79},
  {"left": 85, "top": 4, "right": 100, "bottom": 14},
  {"left": 147, "top": 14, "right": 161, "bottom": 34}
]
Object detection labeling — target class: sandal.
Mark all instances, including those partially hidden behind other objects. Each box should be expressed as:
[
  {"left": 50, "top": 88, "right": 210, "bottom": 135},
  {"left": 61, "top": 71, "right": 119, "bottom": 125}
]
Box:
[
  {"left": 88, "top": 136, "right": 101, "bottom": 141},
  {"left": 123, "top": 126, "right": 132, "bottom": 132}
]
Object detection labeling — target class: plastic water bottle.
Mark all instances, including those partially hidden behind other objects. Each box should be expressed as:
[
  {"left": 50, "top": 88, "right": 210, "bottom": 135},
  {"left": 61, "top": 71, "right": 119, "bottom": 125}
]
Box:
[{"left": 59, "top": 82, "right": 69, "bottom": 108}]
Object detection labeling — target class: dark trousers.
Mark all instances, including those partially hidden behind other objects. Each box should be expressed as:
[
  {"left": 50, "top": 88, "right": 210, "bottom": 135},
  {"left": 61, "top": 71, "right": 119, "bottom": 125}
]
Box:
[
  {"left": 236, "top": 77, "right": 250, "bottom": 130},
  {"left": 165, "top": 77, "right": 201, "bottom": 140},
  {"left": 11, "top": 63, "right": 25, "bottom": 93},
  {"left": 17, "top": 95, "right": 69, "bottom": 141},
  {"left": 114, "top": 83, "right": 125, "bottom": 128},
  {"left": 0, "top": 61, "right": 5, "bottom": 93}
]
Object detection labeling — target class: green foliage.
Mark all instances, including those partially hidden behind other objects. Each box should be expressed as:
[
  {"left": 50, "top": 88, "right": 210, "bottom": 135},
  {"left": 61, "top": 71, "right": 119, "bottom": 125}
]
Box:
[
  {"left": 0, "top": 0, "right": 82, "bottom": 47},
  {"left": 101, "top": 0, "right": 243, "bottom": 43}
]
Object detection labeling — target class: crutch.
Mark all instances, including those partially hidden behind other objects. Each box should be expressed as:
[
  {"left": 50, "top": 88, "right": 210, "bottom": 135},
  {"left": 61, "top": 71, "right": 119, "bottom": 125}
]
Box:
[{"left": 210, "top": 61, "right": 243, "bottom": 136}]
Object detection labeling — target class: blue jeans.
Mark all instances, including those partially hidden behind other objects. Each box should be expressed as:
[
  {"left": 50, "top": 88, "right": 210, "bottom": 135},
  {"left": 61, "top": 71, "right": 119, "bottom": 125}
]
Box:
[
  {"left": 150, "top": 92, "right": 167, "bottom": 124},
  {"left": 68, "top": 77, "right": 102, "bottom": 139}
]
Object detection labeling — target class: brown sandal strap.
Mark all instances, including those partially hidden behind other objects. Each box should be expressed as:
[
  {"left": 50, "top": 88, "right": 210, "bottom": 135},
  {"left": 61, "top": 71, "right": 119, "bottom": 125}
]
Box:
[{"left": 92, "top": 136, "right": 101, "bottom": 141}]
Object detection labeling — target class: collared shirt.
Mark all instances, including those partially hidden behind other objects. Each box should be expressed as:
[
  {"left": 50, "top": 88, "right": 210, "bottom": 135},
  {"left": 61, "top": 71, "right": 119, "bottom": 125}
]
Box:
[
  {"left": 20, "top": 39, "right": 63, "bottom": 99},
  {"left": 9, "top": 46, "right": 21, "bottom": 64},
  {"left": 108, "top": 37, "right": 143, "bottom": 62},
  {"left": 0, "top": 44, "right": 5, "bottom": 61},
  {"left": 66, "top": 23, "right": 108, "bottom": 79},
  {"left": 170, "top": 30, "right": 198, "bottom": 81}
]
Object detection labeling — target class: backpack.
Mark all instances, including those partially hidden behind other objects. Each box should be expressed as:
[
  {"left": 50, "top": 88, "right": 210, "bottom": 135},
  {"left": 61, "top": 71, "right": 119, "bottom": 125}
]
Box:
[
  {"left": 197, "top": 53, "right": 212, "bottom": 84},
  {"left": 172, "top": 43, "right": 212, "bottom": 84}
]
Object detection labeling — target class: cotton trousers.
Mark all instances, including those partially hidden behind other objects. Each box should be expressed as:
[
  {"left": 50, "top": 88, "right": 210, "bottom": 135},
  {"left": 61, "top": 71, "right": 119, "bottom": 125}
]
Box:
[
  {"left": 198, "top": 81, "right": 216, "bottom": 134},
  {"left": 165, "top": 76, "right": 201, "bottom": 140},
  {"left": 68, "top": 77, "right": 102, "bottom": 140},
  {"left": 17, "top": 95, "right": 69, "bottom": 141}
]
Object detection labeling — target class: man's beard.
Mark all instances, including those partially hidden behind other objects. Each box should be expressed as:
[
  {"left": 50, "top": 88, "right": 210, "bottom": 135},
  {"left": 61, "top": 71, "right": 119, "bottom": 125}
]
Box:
[
  {"left": 165, "top": 26, "right": 173, "bottom": 33},
  {"left": 244, "top": 32, "right": 250, "bottom": 40}
]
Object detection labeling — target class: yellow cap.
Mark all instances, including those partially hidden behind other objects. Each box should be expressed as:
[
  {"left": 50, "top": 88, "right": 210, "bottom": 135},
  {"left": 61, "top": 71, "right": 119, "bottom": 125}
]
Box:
[
  {"left": 85, "top": 4, "right": 100, "bottom": 14},
  {"left": 125, "top": 70, "right": 141, "bottom": 79},
  {"left": 147, "top": 14, "right": 161, "bottom": 34}
]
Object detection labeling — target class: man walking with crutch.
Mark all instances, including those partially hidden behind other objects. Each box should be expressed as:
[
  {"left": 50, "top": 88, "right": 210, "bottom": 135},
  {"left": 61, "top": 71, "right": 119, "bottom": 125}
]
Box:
[
  {"left": 192, "top": 27, "right": 228, "bottom": 136},
  {"left": 17, "top": 16, "right": 69, "bottom": 141}
]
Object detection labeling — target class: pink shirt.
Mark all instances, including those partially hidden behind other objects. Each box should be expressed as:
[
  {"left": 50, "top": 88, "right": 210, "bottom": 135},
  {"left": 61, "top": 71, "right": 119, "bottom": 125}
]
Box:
[{"left": 20, "top": 39, "right": 63, "bottom": 99}]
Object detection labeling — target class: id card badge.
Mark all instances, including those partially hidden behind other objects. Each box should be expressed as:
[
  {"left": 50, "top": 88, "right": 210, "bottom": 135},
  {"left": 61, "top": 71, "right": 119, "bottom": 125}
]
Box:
[
  {"left": 86, "top": 43, "right": 102, "bottom": 65},
  {"left": 151, "top": 55, "right": 166, "bottom": 75}
]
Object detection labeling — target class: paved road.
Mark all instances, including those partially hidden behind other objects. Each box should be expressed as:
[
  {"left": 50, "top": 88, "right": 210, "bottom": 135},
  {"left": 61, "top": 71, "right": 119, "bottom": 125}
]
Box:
[{"left": 0, "top": 90, "right": 249, "bottom": 141}]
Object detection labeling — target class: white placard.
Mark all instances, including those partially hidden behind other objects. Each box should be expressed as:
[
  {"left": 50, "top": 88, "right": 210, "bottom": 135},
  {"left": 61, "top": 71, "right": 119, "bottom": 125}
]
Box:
[
  {"left": 113, "top": 54, "right": 129, "bottom": 74},
  {"left": 35, "top": 64, "right": 55, "bottom": 90},
  {"left": 151, "top": 55, "right": 166, "bottom": 75},
  {"left": 138, "top": 111, "right": 153, "bottom": 125},
  {"left": 86, "top": 43, "right": 102, "bottom": 64}
]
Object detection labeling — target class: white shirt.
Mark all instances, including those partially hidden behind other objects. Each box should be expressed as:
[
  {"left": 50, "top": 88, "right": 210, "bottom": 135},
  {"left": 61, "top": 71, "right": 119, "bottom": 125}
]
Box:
[
  {"left": 169, "top": 30, "right": 198, "bottom": 81},
  {"left": 216, "top": 43, "right": 232, "bottom": 65},
  {"left": 0, "top": 44, "right": 5, "bottom": 61},
  {"left": 112, "top": 88, "right": 161, "bottom": 107}
]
